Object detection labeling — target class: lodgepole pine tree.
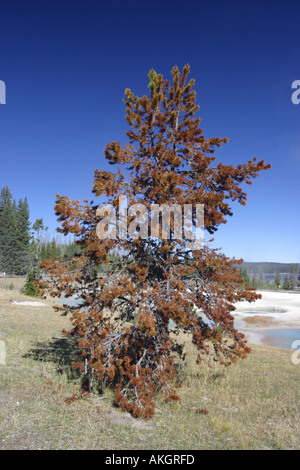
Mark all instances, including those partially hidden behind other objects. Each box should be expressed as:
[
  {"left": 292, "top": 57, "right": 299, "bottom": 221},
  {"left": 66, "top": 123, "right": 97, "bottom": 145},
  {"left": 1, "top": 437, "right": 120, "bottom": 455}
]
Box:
[
  {"left": 39, "top": 65, "right": 270, "bottom": 418},
  {"left": 15, "top": 197, "right": 32, "bottom": 275},
  {"left": 0, "top": 187, "right": 18, "bottom": 274}
]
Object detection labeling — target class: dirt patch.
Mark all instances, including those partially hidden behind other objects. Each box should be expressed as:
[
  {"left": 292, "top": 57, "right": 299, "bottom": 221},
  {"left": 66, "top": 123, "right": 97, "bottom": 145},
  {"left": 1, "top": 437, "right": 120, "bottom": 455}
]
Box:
[
  {"left": 0, "top": 390, "right": 9, "bottom": 405},
  {"left": 242, "top": 315, "right": 280, "bottom": 328},
  {"left": 108, "top": 410, "right": 154, "bottom": 430}
]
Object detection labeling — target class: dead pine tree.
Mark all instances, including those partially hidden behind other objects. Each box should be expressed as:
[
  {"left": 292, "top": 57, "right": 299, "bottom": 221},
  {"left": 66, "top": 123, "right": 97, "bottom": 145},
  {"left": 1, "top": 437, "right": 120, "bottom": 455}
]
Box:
[{"left": 39, "top": 65, "right": 270, "bottom": 418}]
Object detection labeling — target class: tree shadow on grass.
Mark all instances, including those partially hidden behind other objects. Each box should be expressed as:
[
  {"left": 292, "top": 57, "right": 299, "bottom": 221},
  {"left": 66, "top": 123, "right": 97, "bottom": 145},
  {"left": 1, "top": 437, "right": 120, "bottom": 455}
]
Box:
[{"left": 24, "top": 334, "right": 83, "bottom": 379}]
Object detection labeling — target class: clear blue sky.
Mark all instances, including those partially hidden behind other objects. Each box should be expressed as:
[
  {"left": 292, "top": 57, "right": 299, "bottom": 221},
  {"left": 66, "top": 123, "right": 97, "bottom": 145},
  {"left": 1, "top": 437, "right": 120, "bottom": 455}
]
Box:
[{"left": 0, "top": 0, "right": 299, "bottom": 262}]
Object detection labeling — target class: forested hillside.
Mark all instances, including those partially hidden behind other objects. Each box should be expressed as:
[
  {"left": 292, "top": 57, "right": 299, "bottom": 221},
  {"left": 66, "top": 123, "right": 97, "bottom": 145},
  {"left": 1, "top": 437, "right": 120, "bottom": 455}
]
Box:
[
  {"left": 0, "top": 186, "right": 31, "bottom": 275},
  {"left": 0, "top": 186, "right": 79, "bottom": 275},
  {"left": 241, "top": 261, "right": 300, "bottom": 274}
]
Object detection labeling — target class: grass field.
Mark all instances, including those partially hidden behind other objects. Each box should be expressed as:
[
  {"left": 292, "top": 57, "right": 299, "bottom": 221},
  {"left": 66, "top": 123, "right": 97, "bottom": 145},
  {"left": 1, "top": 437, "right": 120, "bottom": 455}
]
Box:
[
  {"left": 0, "top": 281, "right": 299, "bottom": 450},
  {"left": 0, "top": 277, "right": 27, "bottom": 292}
]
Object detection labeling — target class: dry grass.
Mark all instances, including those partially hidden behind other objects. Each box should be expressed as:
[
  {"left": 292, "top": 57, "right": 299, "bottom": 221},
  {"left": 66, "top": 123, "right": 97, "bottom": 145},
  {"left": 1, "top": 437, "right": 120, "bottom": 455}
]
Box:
[
  {"left": 0, "top": 287, "right": 299, "bottom": 450},
  {"left": 0, "top": 277, "right": 27, "bottom": 292}
]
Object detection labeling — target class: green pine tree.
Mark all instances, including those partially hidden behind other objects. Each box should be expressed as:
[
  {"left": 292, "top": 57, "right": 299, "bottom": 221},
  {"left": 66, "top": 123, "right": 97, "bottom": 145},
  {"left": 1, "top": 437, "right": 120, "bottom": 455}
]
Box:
[
  {"left": 63, "top": 240, "right": 81, "bottom": 259},
  {"left": 274, "top": 271, "right": 281, "bottom": 288},
  {"left": 0, "top": 186, "right": 13, "bottom": 270},
  {"left": 15, "top": 197, "right": 32, "bottom": 274},
  {"left": 240, "top": 267, "right": 250, "bottom": 285},
  {"left": 251, "top": 273, "right": 259, "bottom": 288},
  {"left": 283, "top": 275, "right": 291, "bottom": 290},
  {"left": 32, "top": 218, "right": 48, "bottom": 266},
  {"left": 289, "top": 265, "right": 296, "bottom": 290},
  {"left": 258, "top": 270, "right": 265, "bottom": 289},
  {"left": 21, "top": 267, "right": 40, "bottom": 297},
  {"left": 0, "top": 188, "right": 18, "bottom": 274}
]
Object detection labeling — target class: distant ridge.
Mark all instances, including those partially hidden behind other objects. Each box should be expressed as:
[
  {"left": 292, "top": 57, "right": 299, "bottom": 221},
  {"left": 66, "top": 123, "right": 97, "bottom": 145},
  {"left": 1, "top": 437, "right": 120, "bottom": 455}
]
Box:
[{"left": 240, "top": 262, "right": 300, "bottom": 274}]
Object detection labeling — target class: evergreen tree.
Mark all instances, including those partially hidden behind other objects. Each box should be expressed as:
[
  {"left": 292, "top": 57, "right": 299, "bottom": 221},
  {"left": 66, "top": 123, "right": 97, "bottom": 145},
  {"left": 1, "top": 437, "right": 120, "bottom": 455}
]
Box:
[
  {"left": 265, "top": 279, "right": 272, "bottom": 289},
  {"left": 0, "top": 186, "right": 12, "bottom": 211},
  {"left": 274, "top": 270, "right": 281, "bottom": 288},
  {"left": 40, "top": 65, "right": 270, "bottom": 417},
  {"left": 283, "top": 275, "right": 291, "bottom": 290},
  {"left": 0, "top": 187, "right": 12, "bottom": 270},
  {"left": 50, "top": 238, "right": 62, "bottom": 259},
  {"left": 15, "top": 197, "right": 32, "bottom": 274},
  {"left": 21, "top": 267, "right": 40, "bottom": 296},
  {"left": 251, "top": 273, "right": 258, "bottom": 288},
  {"left": 38, "top": 238, "right": 63, "bottom": 262},
  {"left": 0, "top": 188, "right": 18, "bottom": 274},
  {"left": 0, "top": 187, "right": 45, "bottom": 275},
  {"left": 289, "top": 265, "right": 296, "bottom": 290},
  {"left": 63, "top": 240, "right": 81, "bottom": 259},
  {"left": 240, "top": 268, "right": 250, "bottom": 285},
  {"left": 258, "top": 270, "right": 265, "bottom": 289},
  {"left": 32, "top": 218, "right": 48, "bottom": 266}
]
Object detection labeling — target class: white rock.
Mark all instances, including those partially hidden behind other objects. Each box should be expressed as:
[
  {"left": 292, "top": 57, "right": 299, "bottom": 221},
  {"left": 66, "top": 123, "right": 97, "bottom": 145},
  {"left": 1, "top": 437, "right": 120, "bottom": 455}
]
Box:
[{"left": 12, "top": 301, "right": 47, "bottom": 307}]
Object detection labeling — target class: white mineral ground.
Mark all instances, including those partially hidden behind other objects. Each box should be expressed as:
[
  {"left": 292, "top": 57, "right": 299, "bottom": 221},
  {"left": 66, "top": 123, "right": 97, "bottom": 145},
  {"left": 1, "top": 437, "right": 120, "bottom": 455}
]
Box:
[
  {"left": 16, "top": 290, "right": 300, "bottom": 347},
  {"left": 12, "top": 301, "right": 47, "bottom": 307},
  {"left": 233, "top": 290, "right": 300, "bottom": 345}
]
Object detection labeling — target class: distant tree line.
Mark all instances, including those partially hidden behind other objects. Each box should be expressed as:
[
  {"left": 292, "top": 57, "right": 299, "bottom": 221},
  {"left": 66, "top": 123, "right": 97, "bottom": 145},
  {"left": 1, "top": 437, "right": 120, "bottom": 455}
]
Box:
[
  {"left": 0, "top": 186, "right": 79, "bottom": 275},
  {"left": 38, "top": 237, "right": 80, "bottom": 262},
  {"left": 239, "top": 265, "right": 299, "bottom": 291},
  {"left": 240, "top": 261, "right": 300, "bottom": 275}
]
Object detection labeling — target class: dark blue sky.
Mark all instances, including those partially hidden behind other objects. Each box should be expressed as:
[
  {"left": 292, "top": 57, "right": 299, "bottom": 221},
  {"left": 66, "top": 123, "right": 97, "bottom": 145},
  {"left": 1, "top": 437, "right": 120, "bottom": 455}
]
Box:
[{"left": 0, "top": 0, "right": 299, "bottom": 262}]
